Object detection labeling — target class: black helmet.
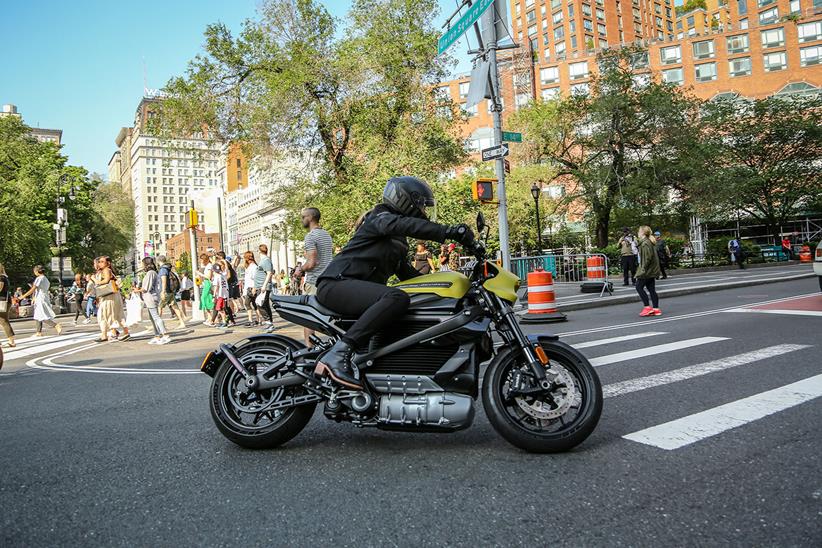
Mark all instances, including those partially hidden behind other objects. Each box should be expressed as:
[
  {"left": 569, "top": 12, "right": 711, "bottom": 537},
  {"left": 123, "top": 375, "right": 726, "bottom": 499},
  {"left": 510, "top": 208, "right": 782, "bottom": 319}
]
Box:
[{"left": 382, "top": 176, "right": 436, "bottom": 219}]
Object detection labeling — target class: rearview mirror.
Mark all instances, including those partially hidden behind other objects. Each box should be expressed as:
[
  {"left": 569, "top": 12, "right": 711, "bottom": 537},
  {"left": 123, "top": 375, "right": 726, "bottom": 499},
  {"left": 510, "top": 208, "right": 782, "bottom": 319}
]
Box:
[{"left": 477, "top": 212, "right": 486, "bottom": 233}]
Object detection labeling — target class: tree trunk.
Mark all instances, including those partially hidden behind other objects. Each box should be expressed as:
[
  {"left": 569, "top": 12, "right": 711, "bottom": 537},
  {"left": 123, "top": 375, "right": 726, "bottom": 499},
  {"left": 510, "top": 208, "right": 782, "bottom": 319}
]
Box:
[{"left": 595, "top": 210, "right": 610, "bottom": 248}]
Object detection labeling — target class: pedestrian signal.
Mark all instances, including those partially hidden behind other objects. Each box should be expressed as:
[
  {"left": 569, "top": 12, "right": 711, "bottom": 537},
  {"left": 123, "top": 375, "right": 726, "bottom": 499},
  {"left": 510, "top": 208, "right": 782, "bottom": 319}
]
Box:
[
  {"left": 472, "top": 178, "right": 496, "bottom": 202},
  {"left": 187, "top": 209, "right": 199, "bottom": 229}
]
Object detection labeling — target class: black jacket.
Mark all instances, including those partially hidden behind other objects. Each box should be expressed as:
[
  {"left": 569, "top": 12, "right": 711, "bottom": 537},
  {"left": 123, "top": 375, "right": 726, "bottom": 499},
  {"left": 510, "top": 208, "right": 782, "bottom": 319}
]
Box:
[{"left": 318, "top": 205, "right": 448, "bottom": 285}]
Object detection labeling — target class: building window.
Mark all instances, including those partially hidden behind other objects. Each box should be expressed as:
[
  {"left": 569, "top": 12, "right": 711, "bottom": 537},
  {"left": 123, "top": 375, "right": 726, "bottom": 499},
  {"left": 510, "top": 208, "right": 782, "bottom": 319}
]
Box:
[
  {"left": 789, "top": 0, "right": 800, "bottom": 13},
  {"left": 515, "top": 93, "right": 532, "bottom": 110},
  {"left": 758, "top": 7, "right": 778, "bottom": 25},
  {"left": 695, "top": 62, "right": 717, "bottom": 81},
  {"left": 800, "top": 45, "right": 822, "bottom": 66},
  {"left": 660, "top": 45, "right": 682, "bottom": 64},
  {"left": 737, "top": 0, "right": 747, "bottom": 14},
  {"left": 726, "top": 34, "right": 749, "bottom": 54},
  {"left": 763, "top": 51, "right": 787, "bottom": 71},
  {"left": 569, "top": 61, "right": 589, "bottom": 80},
  {"left": 739, "top": 18, "right": 749, "bottom": 29},
  {"left": 553, "top": 10, "right": 563, "bottom": 23},
  {"left": 693, "top": 40, "right": 715, "bottom": 60},
  {"left": 662, "top": 67, "right": 684, "bottom": 85},
  {"left": 458, "top": 82, "right": 469, "bottom": 99},
  {"left": 540, "top": 66, "right": 560, "bottom": 84},
  {"left": 570, "top": 82, "right": 589, "bottom": 96},
  {"left": 556, "top": 41, "right": 567, "bottom": 57},
  {"left": 760, "top": 27, "right": 784, "bottom": 49},
  {"left": 541, "top": 87, "right": 561, "bottom": 101},
  {"left": 729, "top": 56, "right": 752, "bottom": 76},
  {"left": 757, "top": 0, "right": 775, "bottom": 6},
  {"left": 463, "top": 103, "right": 478, "bottom": 117},
  {"left": 798, "top": 21, "right": 822, "bottom": 43},
  {"left": 554, "top": 26, "right": 565, "bottom": 40}
]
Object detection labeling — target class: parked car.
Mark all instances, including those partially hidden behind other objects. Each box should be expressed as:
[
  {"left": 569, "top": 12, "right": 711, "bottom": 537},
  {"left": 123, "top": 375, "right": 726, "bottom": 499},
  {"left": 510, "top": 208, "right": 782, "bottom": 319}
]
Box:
[{"left": 815, "top": 242, "right": 822, "bottom": 292}]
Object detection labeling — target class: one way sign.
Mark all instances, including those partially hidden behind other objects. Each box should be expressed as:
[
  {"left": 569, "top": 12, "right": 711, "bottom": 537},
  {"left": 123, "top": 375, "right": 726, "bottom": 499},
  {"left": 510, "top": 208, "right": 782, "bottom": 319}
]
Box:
[{"left": 481, "top": 143, "right": 509, "bottom": 162}]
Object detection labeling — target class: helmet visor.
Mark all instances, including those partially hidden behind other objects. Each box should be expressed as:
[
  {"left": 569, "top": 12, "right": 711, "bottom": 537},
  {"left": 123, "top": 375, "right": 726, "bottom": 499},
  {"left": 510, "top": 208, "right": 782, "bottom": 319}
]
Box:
[{"left": 418, "top": 196, "right": 436, "bottom": 220}]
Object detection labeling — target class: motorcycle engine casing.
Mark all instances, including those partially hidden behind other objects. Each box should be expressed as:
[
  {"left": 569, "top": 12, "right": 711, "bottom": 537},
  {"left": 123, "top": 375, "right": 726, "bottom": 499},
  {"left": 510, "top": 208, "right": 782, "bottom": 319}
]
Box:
[{"left": 374, "top": 383, "right": 474, "bottom": 432}]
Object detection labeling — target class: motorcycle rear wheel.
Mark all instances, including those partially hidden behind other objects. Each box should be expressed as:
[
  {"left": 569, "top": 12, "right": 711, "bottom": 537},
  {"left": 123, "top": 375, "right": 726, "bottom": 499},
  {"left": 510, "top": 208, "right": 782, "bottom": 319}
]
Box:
[
  {"left": 482, "top": 340, "right": 602, "bottom": 453},
  {"left": 209, "top": 338, "right": 316, "bottom": 449}
]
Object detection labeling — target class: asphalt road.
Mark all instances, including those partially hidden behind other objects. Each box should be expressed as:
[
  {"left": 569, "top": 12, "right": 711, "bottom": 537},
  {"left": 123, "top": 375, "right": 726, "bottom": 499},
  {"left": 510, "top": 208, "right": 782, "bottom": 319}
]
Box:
[{"left": 1, "top": 278, "right": 820, "bottom": 546}]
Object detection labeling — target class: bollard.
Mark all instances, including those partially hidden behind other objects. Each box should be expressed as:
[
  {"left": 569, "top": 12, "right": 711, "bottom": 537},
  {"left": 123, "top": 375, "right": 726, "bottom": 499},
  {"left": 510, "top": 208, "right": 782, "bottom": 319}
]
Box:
[{"left": 521, "top": 270, "right": 567, "bottom": 323}]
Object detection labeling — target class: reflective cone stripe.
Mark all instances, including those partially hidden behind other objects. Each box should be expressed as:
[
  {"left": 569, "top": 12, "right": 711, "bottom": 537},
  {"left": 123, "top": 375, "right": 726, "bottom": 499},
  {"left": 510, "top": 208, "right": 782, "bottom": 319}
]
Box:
[
  {"left": 799, "top": 245, "right": 812, "bottom": 263},
  {"left": 526, "top": 270, "right": 559, "bottom": 314},
  {"left": 586, "top": 256, "right": 606, "bottom": 280}
]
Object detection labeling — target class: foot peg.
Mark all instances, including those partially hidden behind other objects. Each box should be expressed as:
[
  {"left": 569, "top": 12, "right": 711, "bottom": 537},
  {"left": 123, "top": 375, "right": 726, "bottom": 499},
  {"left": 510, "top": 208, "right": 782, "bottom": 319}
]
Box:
[{"left": 314, "top": 363, "right": 363, "bottom": 390}]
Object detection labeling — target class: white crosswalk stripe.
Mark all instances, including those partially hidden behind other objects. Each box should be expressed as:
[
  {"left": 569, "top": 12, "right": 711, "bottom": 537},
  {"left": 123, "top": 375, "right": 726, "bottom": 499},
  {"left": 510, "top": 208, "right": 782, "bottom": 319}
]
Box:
[
  {"left": 3, "top": 333, "right": 99, "bottom": 361},
  {"left": 589, "top": 336, "right": 728, "bottom": 367},
  {"left": 603, "top": 344, "right": 810, "bottom": 398},
  {"left": 574, "top": 332, "right": 667, "bottom": 349},
  {"left": 623, "top": 374, "right": 822, "bottom": 450}
]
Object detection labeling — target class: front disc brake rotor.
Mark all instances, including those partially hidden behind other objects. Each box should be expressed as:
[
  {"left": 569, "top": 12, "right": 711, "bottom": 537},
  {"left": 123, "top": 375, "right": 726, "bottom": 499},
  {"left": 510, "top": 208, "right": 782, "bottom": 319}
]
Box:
[{"left": 515, "top": 363, "right": 581, "bottom": 420}]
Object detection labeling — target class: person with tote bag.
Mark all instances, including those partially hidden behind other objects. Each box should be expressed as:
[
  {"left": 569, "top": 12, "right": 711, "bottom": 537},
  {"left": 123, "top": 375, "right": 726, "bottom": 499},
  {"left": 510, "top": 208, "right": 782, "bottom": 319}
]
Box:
[{"left": 17, "top": 265, "right": 63, "bottom": 337}]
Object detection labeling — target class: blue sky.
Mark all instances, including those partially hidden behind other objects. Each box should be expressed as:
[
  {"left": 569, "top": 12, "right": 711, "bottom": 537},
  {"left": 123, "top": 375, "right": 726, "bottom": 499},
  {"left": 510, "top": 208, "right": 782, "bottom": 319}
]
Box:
[{"left": 3, "top": 0, "right": 480, "bottom": 177}]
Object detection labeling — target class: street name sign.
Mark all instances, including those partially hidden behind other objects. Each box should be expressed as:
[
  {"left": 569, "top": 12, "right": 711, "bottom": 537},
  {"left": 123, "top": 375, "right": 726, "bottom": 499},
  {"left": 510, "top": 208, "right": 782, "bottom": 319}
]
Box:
[
  {"left": 502, "top": 131, "right": 522, "bottom": 142},
  {"left": 438, "top": 0, "right": 494, "bottom": 54},
  {"left": 481, "top": 143, "right": 509, "bottom": 162}
]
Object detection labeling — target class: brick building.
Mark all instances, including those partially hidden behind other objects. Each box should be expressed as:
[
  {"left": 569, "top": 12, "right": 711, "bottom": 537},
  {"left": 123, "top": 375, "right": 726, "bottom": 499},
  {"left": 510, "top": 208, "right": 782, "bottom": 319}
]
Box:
[
  {"left": 442, "top": 0, "right": 822, "bottom": 153},
  {"left": 164, "top": 228, "right": 222, "bottom": 264}
]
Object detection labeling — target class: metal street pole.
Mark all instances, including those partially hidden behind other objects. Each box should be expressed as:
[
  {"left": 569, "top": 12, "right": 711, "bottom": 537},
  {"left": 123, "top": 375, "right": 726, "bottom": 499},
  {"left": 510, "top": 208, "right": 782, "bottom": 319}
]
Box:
[
  {"left": 488, "top": 27, "right": 510, "bottom": 269},
  {"left": 531, "top": 183, "right": 543, "bottom": 254},
  {"left": 217, "top": 196, "right": 225, "bottom": 251},
  {"left": 188, "top": 200, "right": 203, "bottom": 321}
]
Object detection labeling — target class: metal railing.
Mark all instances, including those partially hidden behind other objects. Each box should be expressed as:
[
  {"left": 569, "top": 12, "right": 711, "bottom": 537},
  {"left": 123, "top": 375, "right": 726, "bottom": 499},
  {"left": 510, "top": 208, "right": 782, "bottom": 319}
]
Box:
[{"left": 511, "top": 253, "right": 610, "bottom": 286}]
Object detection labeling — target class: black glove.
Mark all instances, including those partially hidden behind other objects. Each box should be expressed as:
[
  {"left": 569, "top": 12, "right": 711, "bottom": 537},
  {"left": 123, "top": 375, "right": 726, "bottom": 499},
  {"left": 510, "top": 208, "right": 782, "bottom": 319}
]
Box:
[{"left": 445, "top": 224, "right": 475, "bottom": 246}]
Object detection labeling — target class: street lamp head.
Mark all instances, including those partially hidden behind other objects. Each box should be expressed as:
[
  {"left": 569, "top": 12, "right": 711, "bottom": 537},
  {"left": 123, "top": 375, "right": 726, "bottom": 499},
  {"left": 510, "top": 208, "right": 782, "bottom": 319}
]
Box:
[{"left": 530, "top": 182, "right": 540, "bottom": 201}]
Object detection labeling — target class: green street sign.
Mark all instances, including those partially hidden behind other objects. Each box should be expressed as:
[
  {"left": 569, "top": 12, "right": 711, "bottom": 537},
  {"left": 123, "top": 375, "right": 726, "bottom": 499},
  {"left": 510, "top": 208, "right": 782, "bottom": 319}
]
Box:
[
  {"left": 502, "top": 131, "right": 522, "bottom": 143},
  {"left": 438, "top": 0, "right": 494, "bottom": 55}
]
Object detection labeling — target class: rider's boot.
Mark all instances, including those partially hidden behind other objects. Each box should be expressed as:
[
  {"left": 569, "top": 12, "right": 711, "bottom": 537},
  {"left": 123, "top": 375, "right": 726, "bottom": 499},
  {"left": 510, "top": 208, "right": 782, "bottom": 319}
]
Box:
[{"left": 314, "top": 339, "right": 362, "bottom": 389}]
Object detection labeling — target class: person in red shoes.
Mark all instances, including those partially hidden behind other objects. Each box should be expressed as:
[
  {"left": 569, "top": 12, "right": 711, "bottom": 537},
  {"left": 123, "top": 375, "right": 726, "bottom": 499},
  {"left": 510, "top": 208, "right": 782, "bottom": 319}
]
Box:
[{"left": 635, "top": 225, "right": 662, "bottom": 317}]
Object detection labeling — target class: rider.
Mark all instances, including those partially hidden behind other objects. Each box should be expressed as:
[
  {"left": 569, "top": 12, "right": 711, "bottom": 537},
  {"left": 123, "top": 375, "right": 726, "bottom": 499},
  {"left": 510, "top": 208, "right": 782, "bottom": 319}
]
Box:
[{"left": 315, "top": 176, "right": 475, "bottom": 389}]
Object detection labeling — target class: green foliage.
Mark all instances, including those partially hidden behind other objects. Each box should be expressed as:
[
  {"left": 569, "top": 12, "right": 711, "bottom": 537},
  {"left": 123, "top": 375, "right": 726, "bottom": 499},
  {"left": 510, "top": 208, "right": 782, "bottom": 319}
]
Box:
[
  {"left": 177, "top": 251, "right": 192, "bottom": 277},
  {"left": 684, "top": 95, "right": 822, "bottom": 243},
  {"left": 155, "top": 0, "right": 466, "bottom": 247},
  {"left": 676, "top": 0, "right": 707, "bottom": 15},
  {"left": 0, "top": 116, "right": 134, "bottom": 285}
]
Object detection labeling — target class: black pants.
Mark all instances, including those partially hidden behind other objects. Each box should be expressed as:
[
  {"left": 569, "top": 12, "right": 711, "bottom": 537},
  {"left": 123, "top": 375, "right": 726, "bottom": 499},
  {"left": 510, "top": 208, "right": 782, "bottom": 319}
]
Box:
[
  {"left": 621, "top": 256, "right": 637, "bottom": 285},
  {"left": 658, "top": 260, "right": 668, "bottom": 279},
  {"left": 259, "top": 290, "right": 273, "bottom": 322},
  {"left": 635, "top": 277, "right": 659, "bottom": 308},
  {"left": 317, "top": 279, "right": 410, "bottom": 348},
  {"left": 74, "top": 299, "right": 88, "bottom": 321}
]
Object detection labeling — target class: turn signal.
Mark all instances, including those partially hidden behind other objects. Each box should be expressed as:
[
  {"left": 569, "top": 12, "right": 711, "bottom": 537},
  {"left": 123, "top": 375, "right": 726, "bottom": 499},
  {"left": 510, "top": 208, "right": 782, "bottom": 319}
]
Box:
[{"left": 534, "top": 345, "right": 549, "bottom": 365}]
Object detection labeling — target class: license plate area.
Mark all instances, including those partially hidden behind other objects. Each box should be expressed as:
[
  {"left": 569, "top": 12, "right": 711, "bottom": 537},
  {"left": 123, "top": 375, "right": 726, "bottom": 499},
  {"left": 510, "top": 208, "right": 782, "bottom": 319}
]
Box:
[{"left": 200, "top": 350, "right": 223, "bottom": 377}]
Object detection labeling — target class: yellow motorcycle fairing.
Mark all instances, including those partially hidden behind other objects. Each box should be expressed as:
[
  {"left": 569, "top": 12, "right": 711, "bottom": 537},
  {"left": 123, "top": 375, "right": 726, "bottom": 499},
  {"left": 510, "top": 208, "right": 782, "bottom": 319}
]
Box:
[
  {"left": 393, "top": 271, "right": 471, "bottom": 299},
  {"left": 482, "top": 262, "right": 520, "bottom": 304}
]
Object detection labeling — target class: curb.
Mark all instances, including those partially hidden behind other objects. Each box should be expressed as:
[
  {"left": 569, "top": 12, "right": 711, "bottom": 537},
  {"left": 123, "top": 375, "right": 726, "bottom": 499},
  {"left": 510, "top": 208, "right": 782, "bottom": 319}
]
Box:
[{"left": 516, "top": 272, "right": 816, "bottom": 314}]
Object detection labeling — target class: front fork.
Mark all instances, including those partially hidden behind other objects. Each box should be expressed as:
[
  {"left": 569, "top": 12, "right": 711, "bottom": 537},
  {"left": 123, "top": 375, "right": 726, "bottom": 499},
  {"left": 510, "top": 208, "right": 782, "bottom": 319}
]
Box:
[{"left": 488, "top": 291, "right": 558, "bottom": 386}]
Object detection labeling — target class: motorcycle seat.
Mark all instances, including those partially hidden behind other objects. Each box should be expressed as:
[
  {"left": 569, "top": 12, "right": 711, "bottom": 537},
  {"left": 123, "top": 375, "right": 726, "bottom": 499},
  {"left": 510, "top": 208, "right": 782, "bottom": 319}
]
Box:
[{"left": 271, "top": 295, "right": 345, "bottom": 318}]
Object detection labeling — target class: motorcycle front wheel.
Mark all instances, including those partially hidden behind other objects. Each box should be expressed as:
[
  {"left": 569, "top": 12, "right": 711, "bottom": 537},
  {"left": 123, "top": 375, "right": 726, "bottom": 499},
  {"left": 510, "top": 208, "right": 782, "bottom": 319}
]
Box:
[
  {"left": 209, "top": 338, "right": 316, "bottom": 449},
  {"left": 482, "top": 340, "right": 602, "bottom": 453}
]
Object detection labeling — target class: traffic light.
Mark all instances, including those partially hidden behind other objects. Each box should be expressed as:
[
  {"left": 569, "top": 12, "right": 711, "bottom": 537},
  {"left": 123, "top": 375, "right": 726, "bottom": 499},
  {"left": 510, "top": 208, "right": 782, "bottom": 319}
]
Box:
[
  {"left": 472, "top": 178, "right": 496, "bottom": 202},
  {"left": 187, "top": 209, "right": 199, "bottom": 229}
]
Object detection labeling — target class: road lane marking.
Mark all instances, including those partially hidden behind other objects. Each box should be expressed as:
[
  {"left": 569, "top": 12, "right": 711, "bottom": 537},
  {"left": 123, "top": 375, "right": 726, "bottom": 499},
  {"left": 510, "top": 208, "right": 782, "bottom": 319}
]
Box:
[
  {"left": 2, "top": 333, "right": 99, "bottom": 361},
  {"left": 575, "top": 332, "right": 668, "bottom": 349},
  {"left": 554, "top": 293, "right": 820, "bottom": 338},
  {"left": 623, "top": 373, "right": 822, "bottom": 450},
  {"left": 590, "top": 337, "right": 728, "bottom": 367},
  {"left": 723, "top": 308, "right": 822, "bottom": 318},
  {"left": 603, "top": 344, "right": 811, "bottom": 397}
]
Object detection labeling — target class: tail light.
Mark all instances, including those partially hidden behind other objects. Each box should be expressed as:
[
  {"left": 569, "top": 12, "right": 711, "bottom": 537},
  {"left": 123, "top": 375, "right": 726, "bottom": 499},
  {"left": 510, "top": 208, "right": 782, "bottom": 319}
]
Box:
[{"left": 816, "top": 247, "right": 822, "bottom": 259}]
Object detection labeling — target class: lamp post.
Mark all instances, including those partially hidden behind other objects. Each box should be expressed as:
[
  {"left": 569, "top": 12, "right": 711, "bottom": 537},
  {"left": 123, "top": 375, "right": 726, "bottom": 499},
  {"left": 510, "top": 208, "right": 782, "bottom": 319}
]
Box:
[
  {"left": 530, "top": 182, "right": 543, "bottom": 254},
  {"left": 54, "top": 174, "right": 77, "bottom": 313}
]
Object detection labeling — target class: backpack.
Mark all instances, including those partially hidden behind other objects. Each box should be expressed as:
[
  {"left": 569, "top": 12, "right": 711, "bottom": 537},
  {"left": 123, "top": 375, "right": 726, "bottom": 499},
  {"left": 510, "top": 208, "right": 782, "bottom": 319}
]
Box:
[
  {"left": 729, "top": 239, "right": 740, "bottom": 252},
  {"left": 161, "top": 266, "right": 181, "bottom": 294}
]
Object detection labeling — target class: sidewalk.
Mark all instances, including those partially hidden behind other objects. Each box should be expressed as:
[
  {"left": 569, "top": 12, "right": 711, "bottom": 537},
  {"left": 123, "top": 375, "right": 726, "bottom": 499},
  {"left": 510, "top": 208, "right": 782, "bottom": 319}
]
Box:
[{"left": 516, "top": 262, "right": 816, "bottom": 313}]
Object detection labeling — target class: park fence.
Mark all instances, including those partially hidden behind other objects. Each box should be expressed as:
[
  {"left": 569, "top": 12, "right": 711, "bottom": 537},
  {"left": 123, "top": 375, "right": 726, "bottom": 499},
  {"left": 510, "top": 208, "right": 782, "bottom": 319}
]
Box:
[{"left": 511, "top": 253, "right": 611, "bottom": 287}]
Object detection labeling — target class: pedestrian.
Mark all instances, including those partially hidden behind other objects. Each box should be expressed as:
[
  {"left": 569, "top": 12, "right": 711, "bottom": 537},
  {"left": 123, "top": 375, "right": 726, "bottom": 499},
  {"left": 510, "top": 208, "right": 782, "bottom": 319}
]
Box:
[
  {"left": 618, "top": 227, "right": 638, "bottom": 286},
  {"left": 18, "top": 265, "right": 63, "bottom": 337},
  {"left": 156, "top": 256, "right": 187, "bottom": 330},
  {"left": 255, "top": 245, "right": 274, "bottom": 327},
  {"left": 635, "top": 226, "right": 662, "bottom": 317},
  {"left": 413, "top": 241, "right": 435, "bottom": 274},
  {"left": 242, "top": 251, "right": 260, "bottom": 326},
  {"left": 68, "top": 273, "right": 88, "bottom": 325},
  {"left": 654, "top": 231, "right": 671, "bottom": 280},
  {"left": 781, "top": 236, "right": 794, "bottom": 260},
  {"left": 211, "top": 263, "right": 229, "bottom": 328},
  {"left": 728, "top": 237, "right": 745, "bottom": 269},
  {"left": 93, "top": 257, "right": 130, "bottom": 342},
  {"left": 83, "top": 274, "right": 96, "bottom": 322},
  {"left": 197, "top": 254, "right": 215, "bottom": 326},
  {"left": 438, "top": 243, "right": 451, "bottom": 271},
  {"left": 0, "top": 263, "right": 16, "bottom": 348},
  {"left": 215, "top": 251, "right": 239, "bottom": 327},
  {"left": 293, "top": 207, "right": 333, "bottom": 343},
  {"left": 134, "top": 257, "right": 170, "bottom": 345},
  {"left": 179, "top": 271, "right": 193, "bottom": 318}
]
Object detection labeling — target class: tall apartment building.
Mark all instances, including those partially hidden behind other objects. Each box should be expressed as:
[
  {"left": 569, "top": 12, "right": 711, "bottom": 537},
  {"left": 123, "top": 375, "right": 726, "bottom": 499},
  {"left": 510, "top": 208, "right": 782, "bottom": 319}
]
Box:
[
  {"left": 442, "top": 0, "right": 821, "bottom": 152},
  {"left": 111, "top": 96, "right": 224, "bottom": 266},
  {"left": 1, "top": 103, "right": 63, "bottom": 145}
]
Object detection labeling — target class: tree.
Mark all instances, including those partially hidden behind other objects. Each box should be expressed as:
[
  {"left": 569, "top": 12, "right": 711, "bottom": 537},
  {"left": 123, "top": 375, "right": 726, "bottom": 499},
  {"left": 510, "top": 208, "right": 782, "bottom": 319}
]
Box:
[
  {"left": 510, "top": 46, "right": 701, "bottom": 247},
  {"left": 154, "top": 0, "right": 466, "bottom": 246},
  {"left": 685, "top": 95, "right": 822, "bottom": 243}
]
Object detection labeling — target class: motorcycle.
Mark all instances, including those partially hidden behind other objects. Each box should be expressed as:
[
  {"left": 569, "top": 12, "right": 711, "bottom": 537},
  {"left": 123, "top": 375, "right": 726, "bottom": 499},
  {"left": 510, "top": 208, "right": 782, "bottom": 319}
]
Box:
[{"left": 201, "top": 213, "right": 602, "bottom": 453}]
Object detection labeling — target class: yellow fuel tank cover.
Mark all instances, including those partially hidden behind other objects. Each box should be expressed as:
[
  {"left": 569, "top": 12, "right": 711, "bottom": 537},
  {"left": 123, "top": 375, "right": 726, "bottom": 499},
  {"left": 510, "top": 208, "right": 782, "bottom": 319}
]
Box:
[{"left": 393, "top": 271, "right": 470, "bottom": 299}]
